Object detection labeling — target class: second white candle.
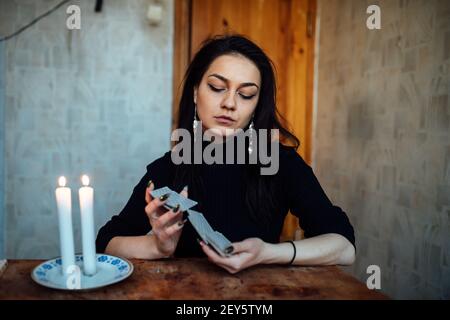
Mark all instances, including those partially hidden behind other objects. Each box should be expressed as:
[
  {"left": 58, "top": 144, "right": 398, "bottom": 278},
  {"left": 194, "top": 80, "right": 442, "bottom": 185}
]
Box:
[{"left": 78, "top": 174, "right": 97, "bottom": 276}]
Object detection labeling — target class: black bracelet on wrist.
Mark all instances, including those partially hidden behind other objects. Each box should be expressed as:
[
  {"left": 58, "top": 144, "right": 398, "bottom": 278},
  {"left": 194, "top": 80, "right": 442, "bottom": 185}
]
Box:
[{"left": 285, "top": 240, "right": 296, "bottom": 265}]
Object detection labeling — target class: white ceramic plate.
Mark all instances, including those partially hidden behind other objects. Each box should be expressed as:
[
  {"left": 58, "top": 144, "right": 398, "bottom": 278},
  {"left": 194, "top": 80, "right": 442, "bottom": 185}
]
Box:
[{"left": 31, "top": 254, "right": 133, "bottom": 291}]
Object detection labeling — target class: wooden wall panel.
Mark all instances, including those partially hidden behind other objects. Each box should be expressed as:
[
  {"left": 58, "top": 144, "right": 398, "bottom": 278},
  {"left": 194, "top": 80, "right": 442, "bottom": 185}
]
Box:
[
  {"left": 173, "top": 0, "right": 317, "bottom": 240},
  {"left": 172, "top": 0, "right": 192, "bottom": 130}
]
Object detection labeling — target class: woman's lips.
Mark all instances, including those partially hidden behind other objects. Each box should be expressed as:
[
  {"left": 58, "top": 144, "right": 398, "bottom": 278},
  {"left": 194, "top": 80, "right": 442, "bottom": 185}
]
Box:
[{"left": 214, "top": 116, "right": 235, "bottom": 126}]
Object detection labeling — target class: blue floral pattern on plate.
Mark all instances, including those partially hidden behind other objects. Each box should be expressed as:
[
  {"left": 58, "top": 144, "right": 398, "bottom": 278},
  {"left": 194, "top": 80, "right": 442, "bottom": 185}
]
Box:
[{"left": 31, "top": 254, "right": 133, "bottom": 291}]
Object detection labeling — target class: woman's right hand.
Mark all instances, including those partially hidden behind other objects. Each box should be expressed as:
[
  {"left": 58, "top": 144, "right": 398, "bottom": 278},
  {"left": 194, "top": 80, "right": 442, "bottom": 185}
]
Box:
[{"left": 144, "top": 181, "right": 187, "bottom": 257}]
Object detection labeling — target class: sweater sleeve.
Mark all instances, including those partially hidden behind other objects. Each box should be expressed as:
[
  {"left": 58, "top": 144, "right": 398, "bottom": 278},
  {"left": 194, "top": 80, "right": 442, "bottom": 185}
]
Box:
[
  {"left": 282, "top": 147, "right": 356, "bottom": 249},
  {"left": 95, "top": 152, "right": 172, "bottom": 253}
]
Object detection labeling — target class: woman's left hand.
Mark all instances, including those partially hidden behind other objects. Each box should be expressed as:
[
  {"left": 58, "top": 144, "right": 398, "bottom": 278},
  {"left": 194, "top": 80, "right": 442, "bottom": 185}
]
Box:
[{"left": 199, "top": 237, "right": 267, "bottom": 274}]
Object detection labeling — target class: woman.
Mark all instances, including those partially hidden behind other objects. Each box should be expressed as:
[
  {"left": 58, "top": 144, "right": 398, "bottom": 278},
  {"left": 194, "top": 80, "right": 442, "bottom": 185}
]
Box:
[{"left": 96, "top": 35, "right": 355, "bottom": 274}]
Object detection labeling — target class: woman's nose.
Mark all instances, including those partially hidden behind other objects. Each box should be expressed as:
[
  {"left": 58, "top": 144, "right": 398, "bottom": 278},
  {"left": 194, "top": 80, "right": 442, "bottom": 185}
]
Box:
[{"left": 221, "top": 91, "right": 236, "bottom": 110}]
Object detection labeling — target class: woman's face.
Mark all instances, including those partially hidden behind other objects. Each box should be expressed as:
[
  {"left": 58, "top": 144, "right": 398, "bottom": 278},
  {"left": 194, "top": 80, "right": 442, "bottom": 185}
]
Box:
[{"left": 194, "top": 54, "right": 261, "bottom": 137}]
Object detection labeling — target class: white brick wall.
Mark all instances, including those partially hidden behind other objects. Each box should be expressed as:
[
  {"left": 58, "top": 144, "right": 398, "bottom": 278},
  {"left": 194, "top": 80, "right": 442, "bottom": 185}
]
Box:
[{"left": 1, "top": 0, "right": 174, "bottom": 259}]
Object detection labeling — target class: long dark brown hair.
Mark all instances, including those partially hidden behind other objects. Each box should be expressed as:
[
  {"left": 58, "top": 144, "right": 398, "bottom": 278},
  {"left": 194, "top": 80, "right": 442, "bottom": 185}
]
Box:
[{"left": 173, "top": 35, "right": 299, "bottom": 229}]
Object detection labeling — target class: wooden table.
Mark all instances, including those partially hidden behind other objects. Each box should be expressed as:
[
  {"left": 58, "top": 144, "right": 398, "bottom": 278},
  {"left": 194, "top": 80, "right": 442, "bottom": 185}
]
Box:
[{"left": 0, "top": 258, "right": 387, "bottom": 300}]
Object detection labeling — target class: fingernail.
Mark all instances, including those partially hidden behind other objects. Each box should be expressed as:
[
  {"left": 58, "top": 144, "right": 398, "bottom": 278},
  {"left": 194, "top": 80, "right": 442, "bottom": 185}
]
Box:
[
  {"left": 159, "top": 193, "right": 169, "bottom": 201},
  {"left": 173, "top": 204, "right": 180, "bottom": 212},
  {"left": 183, "top": 185, "right": 188, "bottom": 192},
  {"left": 177, "top": 218, "right": 187, "bottom": 227},
  {"left": 147, "top": 180, "right": 153, "bottom": 188}
]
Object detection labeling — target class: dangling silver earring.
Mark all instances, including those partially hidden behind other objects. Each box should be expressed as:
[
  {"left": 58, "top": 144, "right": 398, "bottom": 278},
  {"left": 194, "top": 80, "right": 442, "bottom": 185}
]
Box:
[
  {"left": 248, "top": 118, "right": 255, "bottom": 155},
  {"left": 193, "top": 104, "right": 200, "bottom": 142}
]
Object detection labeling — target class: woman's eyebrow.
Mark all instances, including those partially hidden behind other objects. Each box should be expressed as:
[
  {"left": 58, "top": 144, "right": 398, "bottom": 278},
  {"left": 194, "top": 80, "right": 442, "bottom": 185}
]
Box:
[{"left": 208, "top": 73, "right": 259, "bottom": 89}]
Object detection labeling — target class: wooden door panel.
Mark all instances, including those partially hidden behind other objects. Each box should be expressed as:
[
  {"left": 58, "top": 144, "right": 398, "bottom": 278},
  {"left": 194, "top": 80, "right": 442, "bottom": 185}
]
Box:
[{"left": 174, "top": 0, "right": 316, "bottom": 240}]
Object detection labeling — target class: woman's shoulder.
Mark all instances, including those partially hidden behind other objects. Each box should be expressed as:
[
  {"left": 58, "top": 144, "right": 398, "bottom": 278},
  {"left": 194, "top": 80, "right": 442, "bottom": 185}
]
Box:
[
  {"left": 145, "top": 151, "right": 173, "bottom": 172},
  {"left": 274, "top": 143, "right": 316, "bottom": 185},
  {"left": 278, "top": 144, "right": 310, "bottom": 171}
]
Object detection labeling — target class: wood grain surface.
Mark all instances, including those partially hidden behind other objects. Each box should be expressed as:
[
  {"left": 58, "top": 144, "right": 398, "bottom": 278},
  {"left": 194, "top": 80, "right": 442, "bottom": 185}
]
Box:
[{"left": 0, "top": 258, "right": 388, "bottom": 300}]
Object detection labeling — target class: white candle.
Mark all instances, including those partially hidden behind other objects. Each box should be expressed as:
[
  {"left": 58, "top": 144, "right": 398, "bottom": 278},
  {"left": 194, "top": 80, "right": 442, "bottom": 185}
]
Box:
[
  {"left": 55, "top": 176, "right": 76, "bottom": 276},
  {"left": 78, "top": 174, "right": 97, "bottom": 276}
]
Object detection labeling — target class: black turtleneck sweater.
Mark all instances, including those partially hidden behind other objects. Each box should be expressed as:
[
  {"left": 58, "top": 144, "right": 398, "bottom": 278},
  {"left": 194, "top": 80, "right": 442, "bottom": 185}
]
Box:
[{"left": 96, "top": 145, "right": 355, "bottom": 257}]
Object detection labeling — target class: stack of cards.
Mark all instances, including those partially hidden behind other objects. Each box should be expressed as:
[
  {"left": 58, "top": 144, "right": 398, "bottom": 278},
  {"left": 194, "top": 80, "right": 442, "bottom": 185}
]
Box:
[
  {"left": 150, "top": 186, "right": 197, "bottom": 211},
  {"left": 187, "top": 209, "right": 234, "bottom": 257},
  {"left": 150, "top": 186, "right": 233, "bottom": 257}
]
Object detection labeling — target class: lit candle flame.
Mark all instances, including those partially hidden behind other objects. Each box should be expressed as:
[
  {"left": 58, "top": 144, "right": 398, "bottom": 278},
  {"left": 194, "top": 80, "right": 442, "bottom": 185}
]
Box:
[
  {"left": 81, "top": 174, "right": 90, "bottom": 186},
  {"left": 58, "top": 176, "right": 66, "bottom": 187}
]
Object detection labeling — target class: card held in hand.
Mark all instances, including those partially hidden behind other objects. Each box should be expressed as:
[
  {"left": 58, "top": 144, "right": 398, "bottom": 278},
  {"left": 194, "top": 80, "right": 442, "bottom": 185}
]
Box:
[
  {"left": 187, "top": 209, "right": 234, "bottom": 257},
  {"left": 150, "top": 186, "right": 197, "bottom": 211}
]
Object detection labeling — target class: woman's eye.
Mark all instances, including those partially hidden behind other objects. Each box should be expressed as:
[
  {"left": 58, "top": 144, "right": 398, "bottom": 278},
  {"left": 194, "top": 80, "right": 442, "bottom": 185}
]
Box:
[
  {"left": 208, "top": 84, "right": 224, "bottom": 92},
  {"left": 239, "top": 93, "right": 256, "bottom": 100},
  {"left": 208, "top": 84, "right": 255, "bottom": 99}
]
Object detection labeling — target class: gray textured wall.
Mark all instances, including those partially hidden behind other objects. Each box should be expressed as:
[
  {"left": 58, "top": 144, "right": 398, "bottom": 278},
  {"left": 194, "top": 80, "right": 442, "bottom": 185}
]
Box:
[
  {"left": 0, "top": 0, "right": 173, "bottom": 259},
  {"left": 0, "top": 41, "right": 4, "bottom": 259},
  {"left": 314, "top": 0, "right": 450, "bottom": 299}
]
